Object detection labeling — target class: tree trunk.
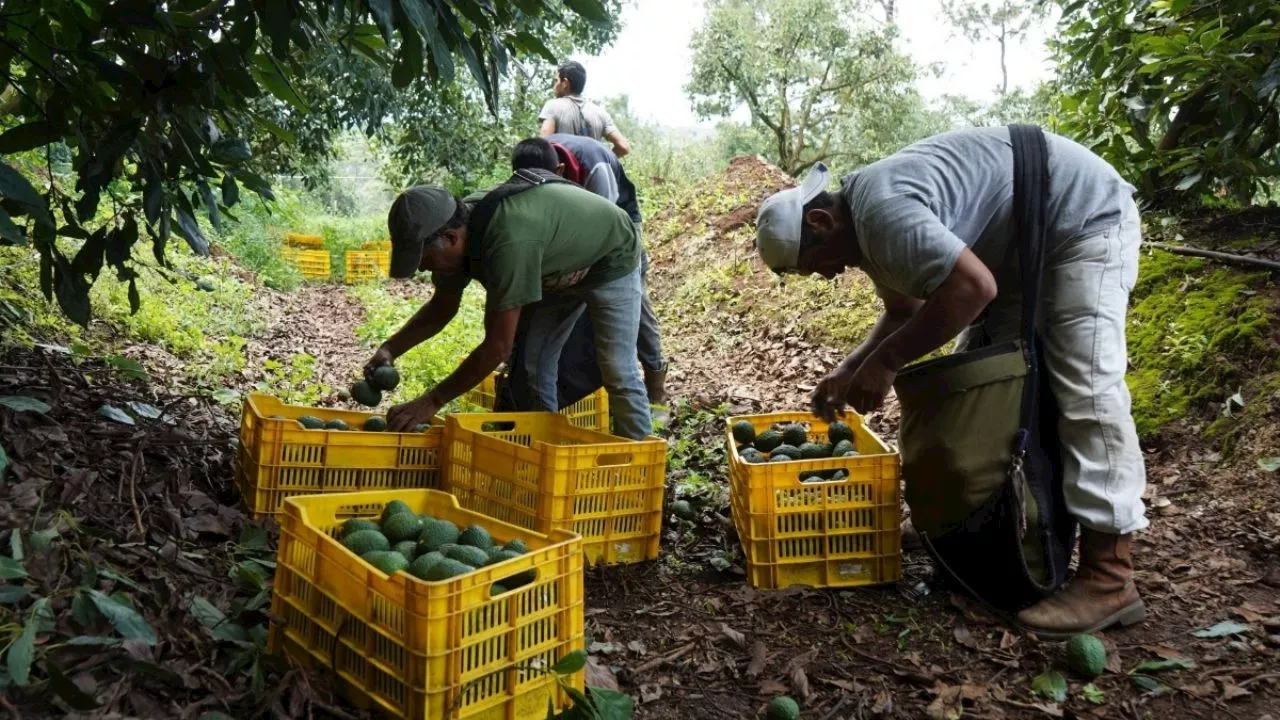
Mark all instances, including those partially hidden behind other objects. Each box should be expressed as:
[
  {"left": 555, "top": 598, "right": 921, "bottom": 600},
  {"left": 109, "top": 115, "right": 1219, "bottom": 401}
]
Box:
[
  {"left": 998, "top": 25, "right": 1008, "bottom": 96},
  {"left": 880, "top": 0, "right": 896, "bottom": 23}
]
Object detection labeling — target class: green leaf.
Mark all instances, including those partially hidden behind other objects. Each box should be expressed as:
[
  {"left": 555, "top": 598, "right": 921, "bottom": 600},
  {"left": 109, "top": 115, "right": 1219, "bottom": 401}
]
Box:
[
  {"left": 7, "top": 613, "right": 37, "bottom": 686},
  {"left": 0, "top": 556, "right": 28, "bottom": 580},
  {"left": 173, "top": 206, "right": 210, "bottom": 256},
  {"left": 212, "top": 388, "right": 241, "bottom": 405},
  {"left": 588, "top": 687, "right": 635, "bottom": 719},
  {"left": 30, "top": 528, "right": 59, "bottom": 553},
  {"left": 97, "top": 404, "right": 135, "bottom": 425},
  {"left": 1192, "top": 621, "right": 1248, "bottom": 638},
  {"left": 237, "top": 525, "right": 269, "bottom": 551},
  {"left": 0, "top": 396, "right": 51, "bottom": 414},
  {"left": 553, "top": 649, "right": 588, "bottom": 675},
  {"left": 0, "top": 443, "right": 7, "bottom": 480},
  {"left": 197, "top": 180, "right": 221, "bottom": 233},
  {"left": 1031, "top": 669, "right": 1067, "bottom": 702},
  {"left": 9, "top": 529, "right": 21, "bottom": 561},
  {"left": 46, "top": 659, "right": 102, "bottom": 711},
  {"left": 1131, "top": 658, "right": 1195, "bottom": 673},
  {"left": 563, "top": 0, "right": 609, "bottom": 22},
  {"left": 1131, "top": 674, "right": 1167, "bottom": 693},
  {"left": 0, "top": 585, "right": 29, "bottom": 604},
  {"left": 1174, "top": 173, "right": 1202, "bottom": 191},
  {"left": 1256, "top": 457, "right": 1280, "bottom": 472},
  {"left": 221, "top": 173, "right": 240, "bottom": 207},
  {"left": 189, "top": 596, "right": 250, "bottom": 643},
  {"left": 0, "top": 207, "right": 24, "bottom": 246},
  {"left": 0, "top": 162, "right": 53, "bottom": 227},
  {"left": 71, "top": 592, "right": 99, "bottom": 628},
  {"left": 0, "top": 122, "right": 63, "bottom": 154},
  {"left": 367, "top": 0, "right": 395, "bottom": 41},
  {"left": 104, "top": 355, "right": 148, "bottom": 381},
  {"left": 87, "top": 589, "right": 157, "bottom": 645},
  {"left": 128, "top": 278, "right": 140, "bottom": 316},
  {"left": 53, "top": 256, "right": 91, "bottom": 327},
  {"left": 252, "top": 55, "right": 309, "bottom": 112}
]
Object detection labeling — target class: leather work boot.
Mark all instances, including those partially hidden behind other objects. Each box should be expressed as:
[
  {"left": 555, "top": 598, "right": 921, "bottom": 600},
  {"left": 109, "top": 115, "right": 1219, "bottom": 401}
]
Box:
[
  {"left": 1016, "top": 529, "right": 1145, "bottom": 639},
  {"left": 644, "top": 365, "right": 669, "bottom": 406}
]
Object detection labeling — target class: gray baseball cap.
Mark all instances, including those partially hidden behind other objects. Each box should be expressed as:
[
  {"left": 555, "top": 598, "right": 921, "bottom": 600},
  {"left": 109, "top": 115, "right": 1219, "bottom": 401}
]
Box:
[
  {"left": 754, "top": 163, "right": 831, "bottom": 271},
  {"left": 388, "top": 185, "right": 458, "bottom": 279}
]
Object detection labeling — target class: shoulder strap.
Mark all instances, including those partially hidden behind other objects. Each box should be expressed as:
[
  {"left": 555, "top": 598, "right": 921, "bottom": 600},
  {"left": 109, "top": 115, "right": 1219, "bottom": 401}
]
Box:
[
  {"left": 1008, "top": 124, "right": 1050, "bottom": 434},
  {"left": 467, "top": 169, "right": 573, "bottom": 255}
]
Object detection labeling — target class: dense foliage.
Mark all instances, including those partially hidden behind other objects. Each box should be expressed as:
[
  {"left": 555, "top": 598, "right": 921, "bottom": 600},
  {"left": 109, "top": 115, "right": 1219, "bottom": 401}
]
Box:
[
  {"left": 0, "top": 0, "right": 614, "bottom": 324},
  {"left": 1053, "top": 0, "right": 1280, "bottom": 204}
]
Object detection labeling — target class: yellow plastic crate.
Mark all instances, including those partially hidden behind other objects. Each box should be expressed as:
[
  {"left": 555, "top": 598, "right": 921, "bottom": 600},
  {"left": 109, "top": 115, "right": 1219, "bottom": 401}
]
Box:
[
  {"left": 270, "top": 490, "right": 584, "bottom": 720},
  {"left": 442, "top": 412, "right": 666, "bottom": 565},
  {"left": 282, "top": 247, "right": 331, "bottom": 280},
  {"left": 361, "top": 239, "right": 392, "bottom": 251},
  {"left": 345, "top": 249, "right": 391, "bottom": 284},
  {"left": 462, "top": 372, "right": 610, "bottom": 432},
  {"left": 283, "top": 232, "right": 325, "bottom": 248},
  {"left": 727, "top": 412, "right": 902, "bottom": 590},
  {"left": 235, "top": 394, "right": 442, "bottom": 519}
]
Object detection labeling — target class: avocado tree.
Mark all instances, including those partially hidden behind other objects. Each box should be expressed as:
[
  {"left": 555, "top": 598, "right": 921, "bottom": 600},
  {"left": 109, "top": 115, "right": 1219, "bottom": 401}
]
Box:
[
  {"left": 685, "top": 0, "right": 924, "bottom": 175},
  {"left": 940, "top": 0, "right": 1050, "bottom": 96},
  {"left": 1052, "top": 0, "right": 1280, "bottom": 205},
  {"left": 0, "top": 0, "right": 615, "bottom": 325}
]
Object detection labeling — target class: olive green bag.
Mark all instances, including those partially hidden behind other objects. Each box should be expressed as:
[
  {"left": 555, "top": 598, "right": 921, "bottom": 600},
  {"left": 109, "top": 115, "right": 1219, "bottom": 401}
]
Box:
[{"left": 891, "top": 124, "right": 1076, "bottom": 613}]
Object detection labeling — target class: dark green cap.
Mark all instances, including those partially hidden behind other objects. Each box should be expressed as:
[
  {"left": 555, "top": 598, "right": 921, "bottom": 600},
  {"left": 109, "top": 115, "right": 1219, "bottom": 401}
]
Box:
[{"left": 388, "top": 185, "right": 457, "bottom": 279}]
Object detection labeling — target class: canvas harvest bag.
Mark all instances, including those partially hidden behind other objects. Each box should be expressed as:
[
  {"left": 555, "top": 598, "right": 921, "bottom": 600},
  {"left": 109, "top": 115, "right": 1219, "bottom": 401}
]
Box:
[{"left": 891, "top": 124, "right": 1077, "bottom": 612}]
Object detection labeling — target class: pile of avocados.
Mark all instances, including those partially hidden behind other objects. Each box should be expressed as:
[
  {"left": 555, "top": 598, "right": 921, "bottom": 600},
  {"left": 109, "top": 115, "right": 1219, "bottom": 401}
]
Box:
[
  {"left": 285, "top": 414, "right": 401, "bottom": 432},
  {"left": 732, "top": 419, "right": 860, "bottom": 482},
  {"left": 340, "top": 499, "right": 533, "bottom": 594}
]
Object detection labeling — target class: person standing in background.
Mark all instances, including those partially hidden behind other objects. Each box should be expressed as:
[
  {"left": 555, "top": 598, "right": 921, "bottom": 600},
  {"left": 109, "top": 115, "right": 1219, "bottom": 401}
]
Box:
[{"left": 538, "top": 60, "right": 631, "bottom": 158}]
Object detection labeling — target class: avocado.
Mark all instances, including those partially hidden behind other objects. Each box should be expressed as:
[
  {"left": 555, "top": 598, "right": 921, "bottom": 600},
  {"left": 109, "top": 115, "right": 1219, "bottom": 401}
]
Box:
[
  {"left": 770, "top": 455, "right": 794, "bottom": 463},
  {"left": 485, "top": 549, "right": 522, "bottom": 566},
  {"left": 444, "top": 544, "right": 490, "bottom": 568},
  {"left": 740, "top": 448, "right": 766, "bottom": 464},
  {"left": 325, "top": 418, "right": 349, "bottom": 431},
  {"left": 827, "top": 420, "right": 854, "bottom": 446},
  {"left": 671, "top": 499, "right": 698, "bottom": 521},
  {"left": 381, "top": 512, "right": 424, "bottom": 543},
  {"left": 351, "top": 380, "right": 382, "bottom": 407},
  {"left": 424, "top": 557, "right": 474, "bottom": 581},
  {"left": 781, "top": 424, "right": 808, "bottom": 447},
  {"left": 195, "top": 277, "right": 216, "bottom": 292},
  {"left": 731, "top": 420, "right": 756, "bottom": 445},
  {"left": 503, "top": 538, "right": 529, "bottom": 554},
  {"left": 413, "top": 423, "right": 431, "bottom": 433},
  {"left": 755, "top": 430, "right": 784, "bottom": 453},
  {"left": 372, "top": 365, "right": 401, "bottom": 392},
  {"left": 832, "top": 470, "right": 848, "bottom": 480},
  {"left": 408, "top": 551, "right": 444, "bottom": 579},
  {"left": 832, "top": 439, "right": 855, "bottom": 457},
  {"left": 297, "top": 415, "right": 325, "bottom": 429},
  {"left": 363, "top": 550, "right": 409, "bottom": 575},
  {"left": 1065, "top": 633, "right": 1107, "bottom": 679},
  {"left": 363, "top": 416, "right": 388, "bottom": 432},
  {"left": 342, "top": 529, "right": 390, "bottom": 555},
  {"left": 799, "top": 442, "right": 832, "bottom": 459},
  {"left": 457, "top": 524, "right": 494, "bottom": 549},
  {"left": 770, "top": 444, "right": 801, "bottom": 460},
  {"left": 340, "top": 518, "right": 380, "bottom": 538},
  {"left": 417, "top": 519, "right": 460, "bottom": 551},
  {"left": 490, "top": 584, "right": 509, "bottom": 597},
  {"left": 766, "top": 695, "right": 801, "bottom": 720},
  {"left": 380, "top": 499, "right": 415, "bottom": 525},
  {"left": 392, "top": 540, "right": 419, "bottom": 561}
]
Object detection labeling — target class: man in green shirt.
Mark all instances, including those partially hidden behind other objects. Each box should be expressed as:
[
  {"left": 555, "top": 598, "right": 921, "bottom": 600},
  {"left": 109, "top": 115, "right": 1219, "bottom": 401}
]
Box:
[{"left": 366, "top": 178, "right": 653, "bottom": 440}]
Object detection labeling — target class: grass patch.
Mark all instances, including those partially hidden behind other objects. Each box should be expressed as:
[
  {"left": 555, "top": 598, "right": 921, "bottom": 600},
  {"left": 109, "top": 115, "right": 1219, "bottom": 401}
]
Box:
[
  {"left": 349, "top": 282, "right": 486, "bottom": 408},
  {"left": 1126, "top": 249, "right": 1274, "bottom": 438}
]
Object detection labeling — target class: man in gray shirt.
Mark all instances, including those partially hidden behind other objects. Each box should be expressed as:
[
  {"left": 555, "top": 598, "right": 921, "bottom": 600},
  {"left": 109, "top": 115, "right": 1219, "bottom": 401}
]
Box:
[
  {"left": 754, "top": 127, "right": 1147, "bottom": 637},
  {"left": 538, "top": 60, "right": 631, "bottom": 158}
]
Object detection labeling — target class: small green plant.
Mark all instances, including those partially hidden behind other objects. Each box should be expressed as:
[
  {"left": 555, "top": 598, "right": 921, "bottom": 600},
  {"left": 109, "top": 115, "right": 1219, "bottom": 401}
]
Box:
[{"left": 254, "top": 353, "right": 330, "bottom": 405}]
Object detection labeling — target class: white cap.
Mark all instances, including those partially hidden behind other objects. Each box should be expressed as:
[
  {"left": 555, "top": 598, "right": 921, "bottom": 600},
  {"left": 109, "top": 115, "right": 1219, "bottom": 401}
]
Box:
[{"left": 754, "top": 163, "right": 831, "bottom": 271}]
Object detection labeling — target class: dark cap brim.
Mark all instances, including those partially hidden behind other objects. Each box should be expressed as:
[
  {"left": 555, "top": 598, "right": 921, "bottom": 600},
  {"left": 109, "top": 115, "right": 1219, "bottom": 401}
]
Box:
[{"left": 389, "top": 237, "right": 423, "bottom": 279}]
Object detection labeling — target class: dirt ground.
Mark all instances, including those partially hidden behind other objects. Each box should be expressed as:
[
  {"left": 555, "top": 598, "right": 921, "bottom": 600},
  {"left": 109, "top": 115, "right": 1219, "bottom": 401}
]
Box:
[{"left": 2, "top": 159, "right": 1279, "bottom": 719}]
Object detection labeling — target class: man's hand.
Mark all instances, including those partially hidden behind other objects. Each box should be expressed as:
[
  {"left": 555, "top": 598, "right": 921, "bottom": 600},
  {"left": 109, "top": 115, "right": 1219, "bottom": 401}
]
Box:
[
  {"left": 845, "top": 353, "right": 898, "bottom": 414},
  {"left": 811, "top": 366, "right": 855, "bottom": 422},
  {"left": 364, "top": 344, "right": 394, "bottom": 383},
  {"left": 387, "top": 394, "right": 440, "bottom": 432}
]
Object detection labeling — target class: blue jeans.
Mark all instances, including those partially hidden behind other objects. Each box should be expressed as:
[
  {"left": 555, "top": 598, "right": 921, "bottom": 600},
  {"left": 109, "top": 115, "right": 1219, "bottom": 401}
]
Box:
[
  {"left": 636, "top": 225, "right": 666, "bottom": 373},
  {"left": 522, "top": 268, "right": 653, "bottom": 440}
]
